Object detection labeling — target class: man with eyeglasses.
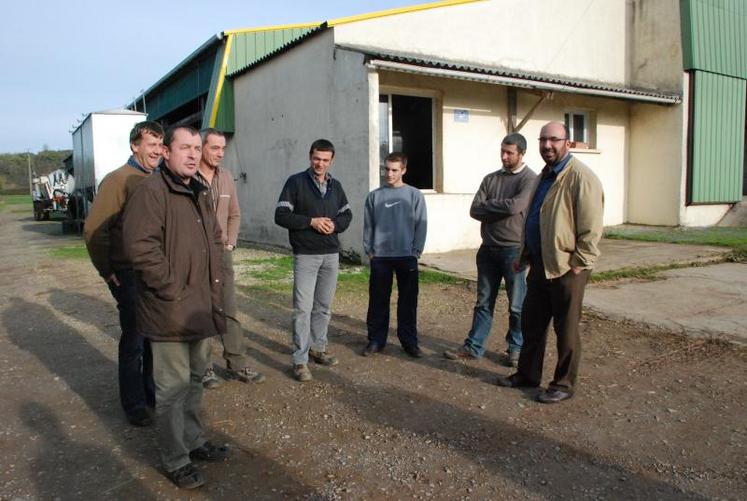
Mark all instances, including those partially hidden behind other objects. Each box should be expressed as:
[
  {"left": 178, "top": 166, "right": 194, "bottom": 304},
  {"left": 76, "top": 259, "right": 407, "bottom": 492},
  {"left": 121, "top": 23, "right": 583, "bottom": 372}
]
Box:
[{"left": 496, "top": 121, "right": 604, "bottom": 404}]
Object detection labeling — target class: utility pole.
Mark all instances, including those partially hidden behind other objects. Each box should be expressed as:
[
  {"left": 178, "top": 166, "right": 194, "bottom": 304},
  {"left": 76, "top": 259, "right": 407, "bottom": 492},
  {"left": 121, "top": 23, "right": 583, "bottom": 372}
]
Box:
[{"left": 27, "top": 150, "right": 33, "bottom": 195}]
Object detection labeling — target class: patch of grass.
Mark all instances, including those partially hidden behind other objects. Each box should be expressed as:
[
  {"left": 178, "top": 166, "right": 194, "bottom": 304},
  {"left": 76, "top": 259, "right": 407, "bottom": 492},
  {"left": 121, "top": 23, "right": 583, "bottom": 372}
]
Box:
[
  {"left": 0, "top": 194, "right": 31, "bottom": 212},
  {"left": 50, "top": 244, "right": 89, "bottom": 259},
  {"left": 238, "top": 255, "right": 466, "bottom": 292},
  {"left": 605, "top": 225, "right": 747, "bottom": 248},
  {"left": 590, "top": 262, "right": 698, "bottom": 283}
]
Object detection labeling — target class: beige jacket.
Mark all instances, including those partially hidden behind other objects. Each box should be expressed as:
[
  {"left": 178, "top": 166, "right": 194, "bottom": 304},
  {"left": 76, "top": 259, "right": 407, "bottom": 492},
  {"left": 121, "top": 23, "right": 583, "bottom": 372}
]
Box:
[
  {"left": 519, "top": 156, "right": 604, "bottom": 279},
  {"left": 197, "top": 166, "right": 240, "bottom": 247}
]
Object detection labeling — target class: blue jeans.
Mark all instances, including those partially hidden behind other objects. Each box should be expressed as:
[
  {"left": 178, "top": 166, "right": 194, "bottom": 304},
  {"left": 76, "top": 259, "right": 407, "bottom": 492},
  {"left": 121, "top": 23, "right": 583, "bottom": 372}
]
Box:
[
  {"left": 463, "top": 245, "right": 526, "bottom": 357},
  {"left": 107, "top": 268, "right": 155, "bottom": 416},
  {"left": 366, "top": 256, "right": 419, "bottom": 349},
  {"left": 291, "top": 253, "right": 339, "bottom": 365}
]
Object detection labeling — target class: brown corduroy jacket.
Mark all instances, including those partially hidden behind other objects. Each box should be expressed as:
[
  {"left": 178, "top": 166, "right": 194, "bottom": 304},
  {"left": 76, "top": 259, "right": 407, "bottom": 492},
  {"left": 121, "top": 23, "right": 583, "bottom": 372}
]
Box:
[{"left": 122, "top": 167, "right": 226, "bottom": 341}]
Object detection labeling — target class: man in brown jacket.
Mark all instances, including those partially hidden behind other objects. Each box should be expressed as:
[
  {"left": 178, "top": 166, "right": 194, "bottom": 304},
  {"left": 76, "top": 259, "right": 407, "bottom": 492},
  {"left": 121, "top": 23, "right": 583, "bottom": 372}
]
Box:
[
  {"left": 83, "top": 121, "right": 163, "bottom": 427},
  {"left": 123, "top": 126, "right": 228, "bottom": 489},
  {"left": 196, "top": 128, "right": 264, "bottom": 388},
  {"left": 497, "top": 121, "right": 604, "bottom": 404}
]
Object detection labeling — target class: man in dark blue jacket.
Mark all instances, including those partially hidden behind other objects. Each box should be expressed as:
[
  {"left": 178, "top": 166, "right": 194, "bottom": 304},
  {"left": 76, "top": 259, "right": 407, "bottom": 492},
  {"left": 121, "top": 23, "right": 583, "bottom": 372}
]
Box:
[{"left": 275, "top": 139, "right": 352, "bottom": 382}]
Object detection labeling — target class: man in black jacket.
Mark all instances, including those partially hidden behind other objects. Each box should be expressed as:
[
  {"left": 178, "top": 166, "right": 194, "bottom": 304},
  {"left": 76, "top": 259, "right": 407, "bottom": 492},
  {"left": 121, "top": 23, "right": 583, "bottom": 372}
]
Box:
[{"left": 275, "top": 139, "right": 352, "bottom": 382}]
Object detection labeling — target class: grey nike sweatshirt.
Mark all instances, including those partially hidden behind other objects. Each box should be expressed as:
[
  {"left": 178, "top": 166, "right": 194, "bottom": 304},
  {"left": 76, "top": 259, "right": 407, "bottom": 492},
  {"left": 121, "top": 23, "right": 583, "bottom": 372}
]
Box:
[{"left": 363, "top": 184, "right": 427, "bottom": 258}]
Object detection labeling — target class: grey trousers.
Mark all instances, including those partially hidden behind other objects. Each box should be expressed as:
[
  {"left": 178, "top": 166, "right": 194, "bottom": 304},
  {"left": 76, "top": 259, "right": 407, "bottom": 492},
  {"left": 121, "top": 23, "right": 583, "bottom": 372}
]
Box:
[
  {"left": 207, "top": 250, "right": 248, "bottom": 370},
  {"left": 292, "top": 253, "right": 339, "bottom": 365},
  {"left": 152, "top": 338, "right": 210, "bottom": 472}
]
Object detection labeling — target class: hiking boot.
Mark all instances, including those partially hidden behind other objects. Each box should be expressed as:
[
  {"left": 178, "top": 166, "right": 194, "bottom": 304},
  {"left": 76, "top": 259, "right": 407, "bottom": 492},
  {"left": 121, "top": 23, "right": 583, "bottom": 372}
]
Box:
[
  {"left": 293, "top": 364, "right": 312, "bottom": 382},
  {"left": 226, "top": 366, "right": 266, "bottom": 384},
  {"left": 189, "top": 441, "right": 229, "bottom": 462},
  {"left": 202, "top": 368, "right": 221, "bottom": 389},
  {"left": 308, "top": 349, "right": 338, "bottom": 366},
  {"left": 167, "top": 463, "right": 205, "bottom": 489},
  {"left": 443, "top": 346, "right": 476, "bottom": 360}
]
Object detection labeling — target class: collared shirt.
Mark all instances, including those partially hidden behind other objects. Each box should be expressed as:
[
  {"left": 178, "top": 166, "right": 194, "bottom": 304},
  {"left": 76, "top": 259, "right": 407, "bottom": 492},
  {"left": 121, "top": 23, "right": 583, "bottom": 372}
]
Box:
[
  {"left": 307, "top": 167, "right": 330, "bottom": 197},
  {"left": 127, "top": 155, "right": 150, "bottom": 174},
  {"left": 195, "top": 168, "right": 220, "bottom": 212},
  {"left": 504, "top": 163, "right": 527, "bottom": 175},
  {"left": 524, "top": 153, "right": 573, "bottom": 259}
]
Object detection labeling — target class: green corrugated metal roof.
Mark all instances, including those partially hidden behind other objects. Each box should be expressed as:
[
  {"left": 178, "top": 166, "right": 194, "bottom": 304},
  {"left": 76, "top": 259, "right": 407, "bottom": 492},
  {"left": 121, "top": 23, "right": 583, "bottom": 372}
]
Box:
[
  {"left": 227, "top": 27, "right": 317, "bottom": 76},
  {"left": 681, "top": 0, "right": 747, "bottom": 79}
]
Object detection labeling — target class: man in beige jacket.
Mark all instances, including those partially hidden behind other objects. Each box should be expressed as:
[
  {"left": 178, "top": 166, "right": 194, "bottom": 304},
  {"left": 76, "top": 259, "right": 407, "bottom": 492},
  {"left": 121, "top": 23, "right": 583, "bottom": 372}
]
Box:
[
  {"left": 497, "top": 121, "right": 604, "bottom": 404},
  {"left": 196, "top": 128, "right": 264, "bottom": 387}
]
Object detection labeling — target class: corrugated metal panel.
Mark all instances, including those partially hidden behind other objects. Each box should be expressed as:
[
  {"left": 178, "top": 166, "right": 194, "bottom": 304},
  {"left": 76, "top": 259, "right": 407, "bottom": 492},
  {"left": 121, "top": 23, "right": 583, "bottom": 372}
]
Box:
[
  {"left": 689, "top": 70, "right": 745, "bottom": 203},
  {"left": 212, "top": 78, "right": 234, "bottom": 132},
  {"left": 227, "top": 27, "right": 315, "bottom": 76},
  {"left": 681, "top": 0, "right": 747, "bottom": 79},
  {"left": 146, "top": 51, "right": 217, "bottom": 120}
]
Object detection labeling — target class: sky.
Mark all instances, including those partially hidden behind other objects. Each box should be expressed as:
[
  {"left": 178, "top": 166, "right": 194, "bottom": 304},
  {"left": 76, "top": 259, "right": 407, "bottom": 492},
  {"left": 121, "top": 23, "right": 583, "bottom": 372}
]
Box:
[{"left": 0, "top": 0, "right": 428, "bottom": 154}]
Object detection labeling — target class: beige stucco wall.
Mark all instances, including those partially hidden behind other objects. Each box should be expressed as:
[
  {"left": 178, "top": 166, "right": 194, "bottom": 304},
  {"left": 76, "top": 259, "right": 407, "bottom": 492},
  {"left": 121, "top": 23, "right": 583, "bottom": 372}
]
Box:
[
  {"left": 334, "top": 0, "right": 628, "bottom": 85},
  {"left": 226, "top": 32, "right": 371, "bottom": 257},
  {"left": 376, "top": 69, "right": 630, "bottom": 252}
]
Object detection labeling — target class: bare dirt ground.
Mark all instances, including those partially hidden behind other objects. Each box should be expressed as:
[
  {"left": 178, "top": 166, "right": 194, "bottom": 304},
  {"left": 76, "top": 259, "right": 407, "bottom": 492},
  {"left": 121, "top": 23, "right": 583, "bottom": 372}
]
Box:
[{"left": 1, "top": 207, "right": 746, "bottom": 501}]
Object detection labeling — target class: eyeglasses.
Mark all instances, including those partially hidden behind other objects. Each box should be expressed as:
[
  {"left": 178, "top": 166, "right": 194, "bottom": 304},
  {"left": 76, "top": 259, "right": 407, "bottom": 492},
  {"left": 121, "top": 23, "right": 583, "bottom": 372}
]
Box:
[{"left": 537, "top": 137, "right": 568, "bottom": 143}]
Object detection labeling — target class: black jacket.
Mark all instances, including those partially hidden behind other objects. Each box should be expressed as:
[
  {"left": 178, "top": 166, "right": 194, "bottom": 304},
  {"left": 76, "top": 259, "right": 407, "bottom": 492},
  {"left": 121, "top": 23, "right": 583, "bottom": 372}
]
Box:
[{"left": 274, "top": 169, "right": 352, "bottom": 254}]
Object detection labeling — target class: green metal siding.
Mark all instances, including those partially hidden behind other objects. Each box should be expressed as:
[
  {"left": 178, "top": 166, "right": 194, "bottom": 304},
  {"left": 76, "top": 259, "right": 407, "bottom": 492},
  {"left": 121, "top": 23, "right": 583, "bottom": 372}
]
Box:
[
  {"left": 689, "top": 70, "right": 745, "bottom": 203},
  {"left": 213, "top": 79, "right": 235, "bottom": 132},
  {"left": 226, "top": 28, "right": 315, "bottom": 76},
  {"left": 681, "top": 0, "right": 747, "bottom": 79},
  {"left": 146, "top": 51, "right": 218, "bottom": 120}
]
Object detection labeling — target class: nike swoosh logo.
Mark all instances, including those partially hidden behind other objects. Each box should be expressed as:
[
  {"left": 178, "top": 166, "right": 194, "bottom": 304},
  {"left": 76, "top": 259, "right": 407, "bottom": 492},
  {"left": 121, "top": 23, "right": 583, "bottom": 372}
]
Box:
[{"left": 384, "top": 201, "right": 400, "bottom": 208}]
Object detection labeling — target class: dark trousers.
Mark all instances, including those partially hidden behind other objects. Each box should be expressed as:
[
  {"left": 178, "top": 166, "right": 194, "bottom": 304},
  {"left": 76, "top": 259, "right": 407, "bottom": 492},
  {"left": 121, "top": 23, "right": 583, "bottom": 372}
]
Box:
[
  {"left": 107, "top": 269, "right": 155, "bottom": 415},
  {"left": 366, "top": 256, "right": 419, "bottom": 349},
  {"left": 517, "top": 259, "right": 590, "bottom": 393}
]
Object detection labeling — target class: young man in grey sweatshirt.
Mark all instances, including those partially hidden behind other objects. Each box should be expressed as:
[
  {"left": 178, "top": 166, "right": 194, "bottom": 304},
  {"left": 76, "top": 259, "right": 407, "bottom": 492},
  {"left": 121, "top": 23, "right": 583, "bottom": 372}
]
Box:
[{"left": 362, "top": 152, "right": 428, "bottom": 358}]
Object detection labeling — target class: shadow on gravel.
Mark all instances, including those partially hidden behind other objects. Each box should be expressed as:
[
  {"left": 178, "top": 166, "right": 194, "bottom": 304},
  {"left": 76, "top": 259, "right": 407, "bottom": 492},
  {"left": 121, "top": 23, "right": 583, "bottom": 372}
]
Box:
[
  {"left": 317, "top": 370, "right": 706, "bottom": 501},
  {"left": 6, "top": 297, "right": 315, "bottom": 499},
  {"left": 20, "top": 401, "right": 156, "bottom": 500},
  {"left": 47, "top": 288, "right": 120, "bottom": 340},
  {"left": 237, "top": 287, "right": 501, "bottom": 384}
]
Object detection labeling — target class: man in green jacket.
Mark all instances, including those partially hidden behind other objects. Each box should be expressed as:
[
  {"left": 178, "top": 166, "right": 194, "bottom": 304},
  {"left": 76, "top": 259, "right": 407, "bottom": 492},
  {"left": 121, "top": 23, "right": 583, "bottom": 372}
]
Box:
[
  {"left": 83, "top": 121, "right": 163, "bottom": 427},
  {"left": 123, "top": 126, "right": 229, "bottom": 489},
  {"left": 497, "top": 121, "right": 604, "bottom": 404}
]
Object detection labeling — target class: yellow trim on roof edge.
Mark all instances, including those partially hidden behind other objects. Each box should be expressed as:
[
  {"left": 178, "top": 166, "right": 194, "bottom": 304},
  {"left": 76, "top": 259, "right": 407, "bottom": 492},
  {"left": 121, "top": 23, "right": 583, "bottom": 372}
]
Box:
[
  {"left": 209, "top": 34, "right": 235, "bottom": 128},
  {"left": 328, "top": 0, "right": 484, "bottom": 26},
  {"left": 224, "top": 22, "right": 320, "bottom": 36}
]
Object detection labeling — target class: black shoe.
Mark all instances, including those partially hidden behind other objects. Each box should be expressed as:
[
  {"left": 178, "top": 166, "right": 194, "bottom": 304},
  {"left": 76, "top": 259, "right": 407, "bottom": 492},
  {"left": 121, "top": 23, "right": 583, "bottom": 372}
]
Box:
[
  {"left": 362, "top": 342, "right": 382, "bottom": 357},
  {"left": 127, "top": 408, "right": 153, "bottom": 427},
  {"left": 536, "top": 388, "right": 573, "bottom": 404},
  {"left": 495, "top": 373, "right": 539, "bottom": 388},
  {"left": 167, "top": 463, "right": 205, "bottom": 489},
  {"left": 403, "top": 346, "right": 423, "bottom": 358},
  {"left": 189, "top": 441, "right": 229, "bottom": 462}
]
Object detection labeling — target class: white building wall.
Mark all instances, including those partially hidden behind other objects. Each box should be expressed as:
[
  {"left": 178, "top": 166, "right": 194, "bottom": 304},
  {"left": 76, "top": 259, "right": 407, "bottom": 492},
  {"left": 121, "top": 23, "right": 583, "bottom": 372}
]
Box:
[
  {"left": 227, "top": 32, "right": 371, "bottom": 256},
  {"left": 334, "top": 0, "right": 628, "bottom": 85}
]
